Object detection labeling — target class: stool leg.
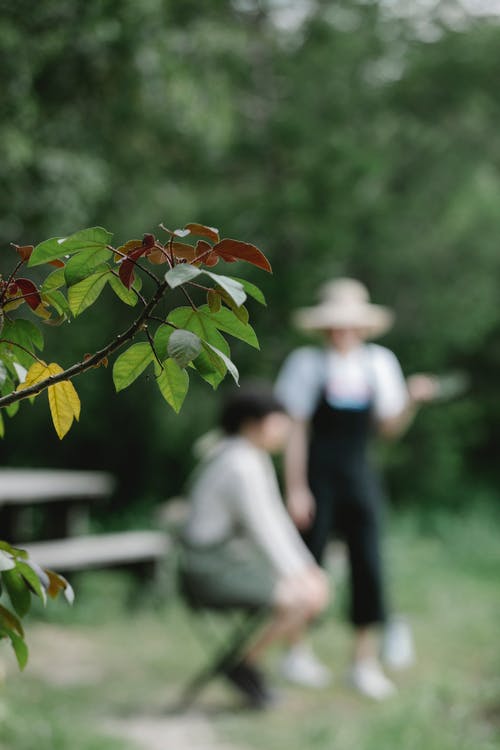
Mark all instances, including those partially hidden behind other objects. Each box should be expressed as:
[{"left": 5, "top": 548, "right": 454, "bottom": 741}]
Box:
[{"left": 175, "top": 609, "right": 265, "bottom": 712}]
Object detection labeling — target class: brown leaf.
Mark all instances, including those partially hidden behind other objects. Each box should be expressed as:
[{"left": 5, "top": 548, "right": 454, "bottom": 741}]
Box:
[
  {"left": 212, "top": 239, "right": 272, "bottom": 273},
  {"left": 171, "top": 242, "right": 197, "bottom": 262},
  {"left": 184, "top": 223, "right": 220, "bottom": 243},
  {"left": 12, "top": 244, "right": 34, "bottom": 262},
  {"left": 115, "top": 239, "right": 142, "bottom": 262},
  {"left": 147, "top": 245, "right": 169, "bottom": 265}
]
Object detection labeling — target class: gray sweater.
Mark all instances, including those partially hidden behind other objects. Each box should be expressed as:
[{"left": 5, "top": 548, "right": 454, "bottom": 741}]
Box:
[{"left": 184, "top": 436, "right": 313, "bottom": 579}]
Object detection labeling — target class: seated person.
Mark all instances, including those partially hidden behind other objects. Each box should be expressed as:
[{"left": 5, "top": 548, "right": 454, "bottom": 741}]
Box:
[{"left": 181, "top": 384, "right": 330, "bottom": 707}]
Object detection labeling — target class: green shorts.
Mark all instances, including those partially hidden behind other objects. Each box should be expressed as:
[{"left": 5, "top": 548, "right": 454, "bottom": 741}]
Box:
[{"left": 180, "top": 537, "right": 276, "bottom": 609}]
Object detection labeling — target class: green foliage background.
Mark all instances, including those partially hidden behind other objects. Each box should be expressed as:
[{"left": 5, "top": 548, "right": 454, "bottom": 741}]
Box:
[{"left": 1, "top": 0, "right": 500, "bottom": 517}]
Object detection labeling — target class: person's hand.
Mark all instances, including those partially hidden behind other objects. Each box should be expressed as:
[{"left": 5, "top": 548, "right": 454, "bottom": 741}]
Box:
[
  {"left": 287, "top": 486, "right": 316, "bottom": 530},
  {"left": 406, "top": 373, "right": 439, "bottom": 404}
]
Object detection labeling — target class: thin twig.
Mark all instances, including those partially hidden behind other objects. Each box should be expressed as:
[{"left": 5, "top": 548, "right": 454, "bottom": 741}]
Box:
[
  {"left": 0, "top": 258, "right": 27, "bottom": 305},
  {"left": 0, "top": 340, "right": 45, "bottom": 365},
  {"left": 145, "top": 327, "right": 163, "bottom": 369}
]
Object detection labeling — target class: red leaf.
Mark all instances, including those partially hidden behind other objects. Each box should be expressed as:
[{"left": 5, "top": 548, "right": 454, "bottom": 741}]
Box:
[
  {"left": 119, "top": 258, "right": 136, "bottom": 289},
  {"left": 14, "top": 278, "right": 42, "bottom": 310},
  {"left": 184, "top": 224, "right": 220, "bottom": 243},
  {"left": 12, "top": 244, "right": 34, "bottom": 262},
  {"left": 212, "top": 239, "right": 272, "bottom": 273},
  {"left": 193, "top": 240, "right": 219, "bottom": 267},
  {"left": 119, "top": 246, "right": 146, "bottom": 289},
  {"left": 49, "top": 259, "right": 65, "bottom": 268},
  {"left": 142, "top": 233, "right": 155, "bottom": 249}
]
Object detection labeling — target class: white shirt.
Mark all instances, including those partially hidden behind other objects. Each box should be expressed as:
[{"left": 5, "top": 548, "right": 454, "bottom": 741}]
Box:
[
  {"left": 184, "top": 436, "right": 313, "bottom": 578},
  {"left": 275, "top": 344, "right": 409, "bottom": 421}
]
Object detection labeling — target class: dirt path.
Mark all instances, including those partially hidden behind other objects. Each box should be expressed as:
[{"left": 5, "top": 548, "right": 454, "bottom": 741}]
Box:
[
  {"left": 16, "top": 624, "right": 248, "bottom": 750},
  {"left": 102, "top": 714, "right": 242, "bottom": 750}
]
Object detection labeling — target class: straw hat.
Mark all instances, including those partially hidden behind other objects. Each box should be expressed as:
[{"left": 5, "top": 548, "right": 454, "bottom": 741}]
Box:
[{"left": 293, "top": 278, "right": 394, "bottom": 339}]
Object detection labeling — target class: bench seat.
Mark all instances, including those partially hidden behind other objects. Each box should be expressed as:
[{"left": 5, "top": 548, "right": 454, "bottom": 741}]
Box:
[{"left": 22, "top": 530, "right": 170, "bottom": 572}]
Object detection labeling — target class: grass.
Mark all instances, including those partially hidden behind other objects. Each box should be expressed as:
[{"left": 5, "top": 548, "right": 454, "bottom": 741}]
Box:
[{"left": 1, "top": 506, "right": 500, "bottom": 750}]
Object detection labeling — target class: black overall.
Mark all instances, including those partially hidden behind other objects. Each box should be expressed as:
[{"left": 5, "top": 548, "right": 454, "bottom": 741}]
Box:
[{"left": 303, "top": 364, "right": 387, "bottom": 628}]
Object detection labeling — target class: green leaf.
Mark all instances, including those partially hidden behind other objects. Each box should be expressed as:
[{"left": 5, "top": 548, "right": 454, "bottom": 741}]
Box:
[
  {"left": 203, "top": 272, "right": 246, "bottom": 307},
  {"left": 198, "top": 305, "right": 259, "bottom": 349},
  {"left": 6, "top": 628, "right": 28, "bottom": 670},
  {"left": 0, "top": 542, "right": 28, "bottom": 559},
  {"left": 108, "top": 272, "right": 139, "bottom": 307},
  {"left": 0, "top": 411, "right": 4, "bottom": 439},
  {"left": 2, "top": 318, "right": 44, "bottom": 358},
  {"left": 165, "top": 265, "right": 246, "bottom": 307},
  {"left": 193, "top": 345, "right": 227, "bottom": 388},
  {"left": 0, "top": 551, "right": 15, "bottom": 572},
  {"left": 6, "top": 400, "right": 19, "bottom": 418},
  {"left": 29, "top": 227, "right": 113, "bottom": 267},
  {"left": 64, "top": 247, "right": 112, "bottom": 286},
  {"left": 112, "top": 342, "right": 153, "bottom": 392},
  {"left": 155, "top": 359, "right": 189, "bottom": 413},
  {"left": 42, "top": 290, "right": 72, "bottom": 318},
  {"left": 42, "top": 267, "right": 66, "bottom": 293},
  {"left": 2, "top": 569, "right": 31, "bottom": 617},
  {"left": 0, "top": 603, "right": 24, "bottom": 637},
  {"left": 167, "top": 329, "right": 202, "bottom": 368},
  {"left": 67, "top": 268, "right": 110, "bottom": 316},
  {"left": 231, "top": 277, "right": 267, "bottom": 306},
  {"left": 165, "top": 264, "right": 201, "bottom": 288},
  {"left": 16, "top": 561, "right": 47, "bottom": 604},
  {"left": 153, "top": 324, "right": 174, "bottom": 361},
  {"left": 202, "top": 342, "right": 239, "bottom": 384},
  {"left": 167, "top": 307, "right": 232, "bottom": 353}
]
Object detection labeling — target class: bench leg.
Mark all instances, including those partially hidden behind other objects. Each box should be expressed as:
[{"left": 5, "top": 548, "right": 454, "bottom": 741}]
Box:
[{"left": 175, "top": 609, "right": 266, "bottom": 712}]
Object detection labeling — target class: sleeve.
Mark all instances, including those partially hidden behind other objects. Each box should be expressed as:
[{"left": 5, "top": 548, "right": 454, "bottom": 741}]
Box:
[
  {"left": 231, "top": 452, "right": 314, "bottom": 579},
  {"left": 275, "top": 347, "right": 324, "bottom": 420},
  {"left": 370, "top": 345, "right": 409, "bottom": 421}
]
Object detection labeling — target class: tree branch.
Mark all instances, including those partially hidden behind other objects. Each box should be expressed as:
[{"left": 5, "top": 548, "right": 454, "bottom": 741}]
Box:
[{"left": 0, "top": 280, "right": 170, "bottom": 409}]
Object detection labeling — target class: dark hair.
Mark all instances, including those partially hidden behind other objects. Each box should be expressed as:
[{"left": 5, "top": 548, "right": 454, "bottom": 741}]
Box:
[{"left": 220, "top": 382, "right": 285, "bottom": 435}]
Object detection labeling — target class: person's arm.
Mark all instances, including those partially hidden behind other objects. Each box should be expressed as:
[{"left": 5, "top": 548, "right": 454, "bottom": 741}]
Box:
[
  {"left": 232, "top": 450, "right": 315, "bottom": 579},
  {"left": 275, "top": 348, "right": 323, "bottom": 529},
  {"left": 377, "top": 373, "right": 438, "bottom": 439},
  {"left": 283, "top": 418, "right": 316, "bottom": 530}
]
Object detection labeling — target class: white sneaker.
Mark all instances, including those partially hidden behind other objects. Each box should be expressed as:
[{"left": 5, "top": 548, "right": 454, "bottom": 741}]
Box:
[
  {"left": 381, "top": 616, "right": 416, "bottom": 671},
  {"left": 348, "top": 659, "right": 396, "bottom": 700},
  {"left": 280, "top": 645, "right": 332, "bottom": 688}
]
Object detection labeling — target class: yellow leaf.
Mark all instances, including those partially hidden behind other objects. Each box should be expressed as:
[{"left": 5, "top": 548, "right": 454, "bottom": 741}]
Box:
[
  {"left": 16, "top": 361, "right": 50, "bottom": 390},
  {"left": 48, "top": 379, "right": 81, "bottom": 439},
  {"left": 32, "top": 303, "right": 52, "bottom": 320}
]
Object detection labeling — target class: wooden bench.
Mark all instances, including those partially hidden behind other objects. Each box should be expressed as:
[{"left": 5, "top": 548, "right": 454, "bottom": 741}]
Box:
[
  {"left": 22, "top": 530, "right": 170, "bottom": 575},
  {"left": 0, "top": 468, "right": 115, "bottom": 541},
  {"left": 0, "top": 469, "right": 171, "bottom": 579}
]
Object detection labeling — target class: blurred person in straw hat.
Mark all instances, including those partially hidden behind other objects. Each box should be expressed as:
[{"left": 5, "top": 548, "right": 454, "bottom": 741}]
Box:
[{"left": 275, "top": 278, "right": 437, "bottom": 700}]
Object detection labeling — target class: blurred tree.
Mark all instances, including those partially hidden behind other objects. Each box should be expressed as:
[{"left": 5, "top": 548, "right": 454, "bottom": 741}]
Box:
[{"left": 1, "top": 0, "right": 500, "bottom": 515}]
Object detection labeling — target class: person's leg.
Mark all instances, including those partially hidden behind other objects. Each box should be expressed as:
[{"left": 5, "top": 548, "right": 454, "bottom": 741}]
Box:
[
  {"left": 246, "top": 568, "right": 329, "bottom": 662},
  {"left": 343, "top": 500, "right": 395, "bottom": 699}
]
